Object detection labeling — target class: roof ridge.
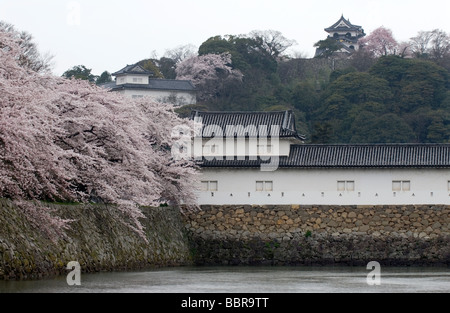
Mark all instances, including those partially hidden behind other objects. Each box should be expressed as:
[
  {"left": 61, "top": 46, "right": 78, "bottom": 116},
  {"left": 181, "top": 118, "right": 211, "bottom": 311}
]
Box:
[
  {"left": 325, "top": 15, "right": 363, "bottom": 31},
  {"left": 192, "top": 110, "right": 293, "bottom": 115},
  {"left": 150, "top": 78, "right": 192, "bottom": 82},
  {"left": 200, "top": 144, "right": 450, "bottom": 168},
  {"left": 290, "top": 143, "right": 450, "bottom": 147},
  {"left": 112, "top": 63, "right": 153, "bottom": 76}
]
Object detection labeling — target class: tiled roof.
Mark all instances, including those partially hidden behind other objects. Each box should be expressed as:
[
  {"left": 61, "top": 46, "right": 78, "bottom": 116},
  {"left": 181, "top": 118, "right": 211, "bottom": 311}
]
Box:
[
  {"left": 200, "top": 144, "right": 450, "bottom": 168},
  {"left": 149, "top": 79, "right": 196, "bottom": 91},
  {"left": 102, "top": 63, "right": 196, "bottom": 92},
  {"left": 112, "top": 64, "right": 153, "bottom": 76},
  {"left": 99, "top": 81, "right": 116, "bottom": 89},
  {"left": 325, "top": 15, "right": 364, "bottom": 33},
  {"left": 191, "top": 111, "right": 305, "bottom": 140},
  {"left": 110, "top": 79, "right": 196, "bottom": 92}
]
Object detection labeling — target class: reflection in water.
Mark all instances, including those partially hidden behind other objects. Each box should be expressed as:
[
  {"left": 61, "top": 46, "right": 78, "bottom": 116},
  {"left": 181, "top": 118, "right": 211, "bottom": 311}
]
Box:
[{"left": 0, "top": 267, "right": 449, "bottom": 293}]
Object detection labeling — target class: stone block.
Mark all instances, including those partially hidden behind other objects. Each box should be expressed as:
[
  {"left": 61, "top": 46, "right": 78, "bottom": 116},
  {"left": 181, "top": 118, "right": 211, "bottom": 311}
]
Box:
[{"left": 359, "top": 225, "right": 370, "bottom": 232}]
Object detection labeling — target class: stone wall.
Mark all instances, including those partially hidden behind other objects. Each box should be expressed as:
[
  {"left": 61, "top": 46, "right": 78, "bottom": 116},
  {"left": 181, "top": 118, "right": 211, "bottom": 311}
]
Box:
[
  {"left": 0, "top": 199, "right": 192, "bottom": 280},
  {"left": 184, "top": 205, "right": 450, "bottom": 266},
  {"left": 3, "top": 200, "right": 449, "bottom": 280}
]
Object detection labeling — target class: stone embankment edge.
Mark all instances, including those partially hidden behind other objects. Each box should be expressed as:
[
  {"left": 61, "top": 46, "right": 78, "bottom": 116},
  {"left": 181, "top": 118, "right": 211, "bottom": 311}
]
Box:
[
  {"left": 0, "top": 199, "right": 193, "bottom": 280},
  {"left": 184, "top": 205, "right": 450, "bottom": 266},
  {"left": 2, "top": 201, "right": 450, "bottom": 280}
]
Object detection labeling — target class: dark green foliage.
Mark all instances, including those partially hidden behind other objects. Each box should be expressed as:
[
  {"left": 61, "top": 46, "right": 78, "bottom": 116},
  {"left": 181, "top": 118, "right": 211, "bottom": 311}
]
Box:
[
  {"left": 96, "top": 71, "right": 112, "bottom": 85},
  {"left": 329, "top": 67, "right": 357, "bottom": 83},
  {"left": 199, "top": 35, "right": 278, "bottom": 73},
  {"left": 196, "top": 35, "right": 281, "bottom": 115},
  {"left": 136, "top": 59, "right": 164, "bottom": 78},
  {"left": 349, "top": 113, "right": 416, "bottom": 143},
  {"left": 184, "top": 35, "right": 450, "bottom": 144},
  {"left": 314, "top": 38, "right": 342, "bottom": 59},
  {"left": 307, "top": 57, "right": 449, "bottom": 143},
  {"left": 370, "top": 56, "right": 448, "bottom": 112},
  {"left": 157, "top": 57, "right": 177, "bottom": 79},
  {"left": 323, "top": 72, "right": 392, "bottom": 108},
  {"left": 62, "top": 65, "right": 97, "bottom": 82},
  {"left": 311, "top": 122, "right": 333, "bottom": 144}
]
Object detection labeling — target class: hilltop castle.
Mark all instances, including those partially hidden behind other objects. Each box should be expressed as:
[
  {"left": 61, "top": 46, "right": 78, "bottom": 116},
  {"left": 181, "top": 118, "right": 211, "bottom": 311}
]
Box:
[{"left": 315, "top": 15, "right": 366, "bottom": 57}]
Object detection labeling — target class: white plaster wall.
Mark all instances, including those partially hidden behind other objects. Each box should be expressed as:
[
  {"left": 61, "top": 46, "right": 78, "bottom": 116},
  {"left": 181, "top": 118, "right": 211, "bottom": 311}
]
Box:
[
  {"left": 121, "top": 89, "right": 196, "bottom": 106},
  {"left": 195, "top": 138, "right": 294, "bottom": 159},
  {"left": 197, "top": 168, "right": 450, "bottom": 205},
  {"left": 116, "top": 75, "right": 150, "bottom": 85}
]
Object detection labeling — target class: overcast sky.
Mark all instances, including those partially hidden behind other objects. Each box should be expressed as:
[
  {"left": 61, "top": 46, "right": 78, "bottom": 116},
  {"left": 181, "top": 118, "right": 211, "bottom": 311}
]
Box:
[{"left": 1, "top": 0, "right": 449, "bottom": 76}]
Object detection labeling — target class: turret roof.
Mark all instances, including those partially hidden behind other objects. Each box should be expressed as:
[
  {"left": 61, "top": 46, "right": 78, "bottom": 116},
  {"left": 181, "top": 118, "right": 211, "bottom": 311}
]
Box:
[
  {"left": 112, "top": 64, "right": 153, "bottom": 76},
  {"left": 325, "top": 15, "right": 364, "bottom": 33}
]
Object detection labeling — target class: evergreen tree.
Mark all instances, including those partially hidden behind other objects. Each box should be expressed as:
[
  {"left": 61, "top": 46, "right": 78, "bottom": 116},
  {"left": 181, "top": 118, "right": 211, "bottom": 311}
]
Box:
[
  {"left": 62, "top": 65, "right": 97, "bottom": 83},
  {"left": 96, "top": 71, "right": 112, "bottom": 85}
]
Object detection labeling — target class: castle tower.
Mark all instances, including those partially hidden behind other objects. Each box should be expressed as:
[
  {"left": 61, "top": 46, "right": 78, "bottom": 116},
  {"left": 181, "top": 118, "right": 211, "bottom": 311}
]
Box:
[{"left": 324, "top": 15, "right": 366, "bottom": 52}]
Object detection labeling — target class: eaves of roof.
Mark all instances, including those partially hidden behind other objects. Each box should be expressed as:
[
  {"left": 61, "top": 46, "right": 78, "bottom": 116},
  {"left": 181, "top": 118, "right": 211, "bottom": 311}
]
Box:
[
  {"left": 190, "top": 110, "right": 306, "bottom": 141},
  {"left": 199, "top": 144, "right": 450, "bottom": 169},
  {"left": 110, "top": 80, "right": 196, "bottom": 92}
]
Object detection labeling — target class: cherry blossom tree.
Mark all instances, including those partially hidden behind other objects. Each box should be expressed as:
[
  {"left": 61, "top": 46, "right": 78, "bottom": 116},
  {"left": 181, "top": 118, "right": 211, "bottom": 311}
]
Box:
[
  {"left": 0, "top": 27, "right": 198, "bottom": 240},
  {"left": 0, "top": 21, "right": 53, "bottom": 73},
  {"left": 175, "top": 53, "right": 243, "bottom": 102},
  {"left": 360, "top": 26, "right": 399, "bottom": 57}
]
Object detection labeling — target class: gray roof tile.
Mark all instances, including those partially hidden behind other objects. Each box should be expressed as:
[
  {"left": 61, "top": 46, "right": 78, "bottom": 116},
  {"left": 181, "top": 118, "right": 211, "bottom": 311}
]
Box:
[
  {"left": 200, "top": 144, "right": 450, "bottom": 168},
  {"left": 105, "top": 79, "right": 196, "bottom": 92},
  {"left": 191, "top": 111, "right": 305, "bottom": 140},
  {"left": 325, "top": 15, "right": 364, "bottom": 33},
  {"left": 112, "top": 64, "right": 153, "bottom": 76}
]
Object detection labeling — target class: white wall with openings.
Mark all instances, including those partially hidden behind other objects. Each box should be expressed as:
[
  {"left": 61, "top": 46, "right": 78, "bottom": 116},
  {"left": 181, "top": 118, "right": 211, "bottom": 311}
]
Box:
[
  {"left": 116, "top": 75, "right": 149, "bottom": 85},
  {"left": 197, "top": 168, "right": 450, "bottom": 206},
  {"left": 118, "top": 89, "right": 196, "bottom": 106}
]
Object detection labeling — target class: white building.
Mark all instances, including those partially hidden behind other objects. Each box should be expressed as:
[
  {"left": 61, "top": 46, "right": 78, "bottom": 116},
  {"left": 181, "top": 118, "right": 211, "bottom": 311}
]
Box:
[
  {"left": 315, "top": 15, "right": 366, "bottom": 57},
  {"left": 192, "top": 111, "right": 450, "bottom": 206},
  {"left": 103, "top": 63, "right": 197, "bottom": 106}
]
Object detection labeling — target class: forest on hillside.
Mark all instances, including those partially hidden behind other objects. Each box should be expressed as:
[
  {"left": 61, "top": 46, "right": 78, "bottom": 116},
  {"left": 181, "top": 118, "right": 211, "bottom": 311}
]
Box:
[
  {"left": 60, "top": 27, "right": 450, "bottom": 144},
  {"left": 171, "top": 29, "right": 450, "bottom": 143},
  {"left": 173, "top": 30, "right": 450, "bottom": 144}
]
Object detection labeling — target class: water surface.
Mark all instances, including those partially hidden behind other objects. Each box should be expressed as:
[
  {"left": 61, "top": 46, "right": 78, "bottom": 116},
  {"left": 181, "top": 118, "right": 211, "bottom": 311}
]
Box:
[{"left": 0, "top": 266, "right": 449, "bottom": 293}]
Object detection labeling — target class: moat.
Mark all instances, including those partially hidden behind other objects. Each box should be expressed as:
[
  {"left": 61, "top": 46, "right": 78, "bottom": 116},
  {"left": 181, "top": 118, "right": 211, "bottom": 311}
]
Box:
[{"left": 1, "top": 266, "right": 449, "bottom": 293}]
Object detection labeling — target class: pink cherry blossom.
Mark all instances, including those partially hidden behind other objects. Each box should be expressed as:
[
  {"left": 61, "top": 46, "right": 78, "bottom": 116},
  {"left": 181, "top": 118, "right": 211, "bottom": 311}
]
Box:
[
  {"left": 360, "top": 26, "right": 399, "bottom": 57},
  {"left": 176, "top": 53, "right": 243, "bottom": 101},
  {"left": 0, "top": 28, "right": 198, "bottom": 241}
]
